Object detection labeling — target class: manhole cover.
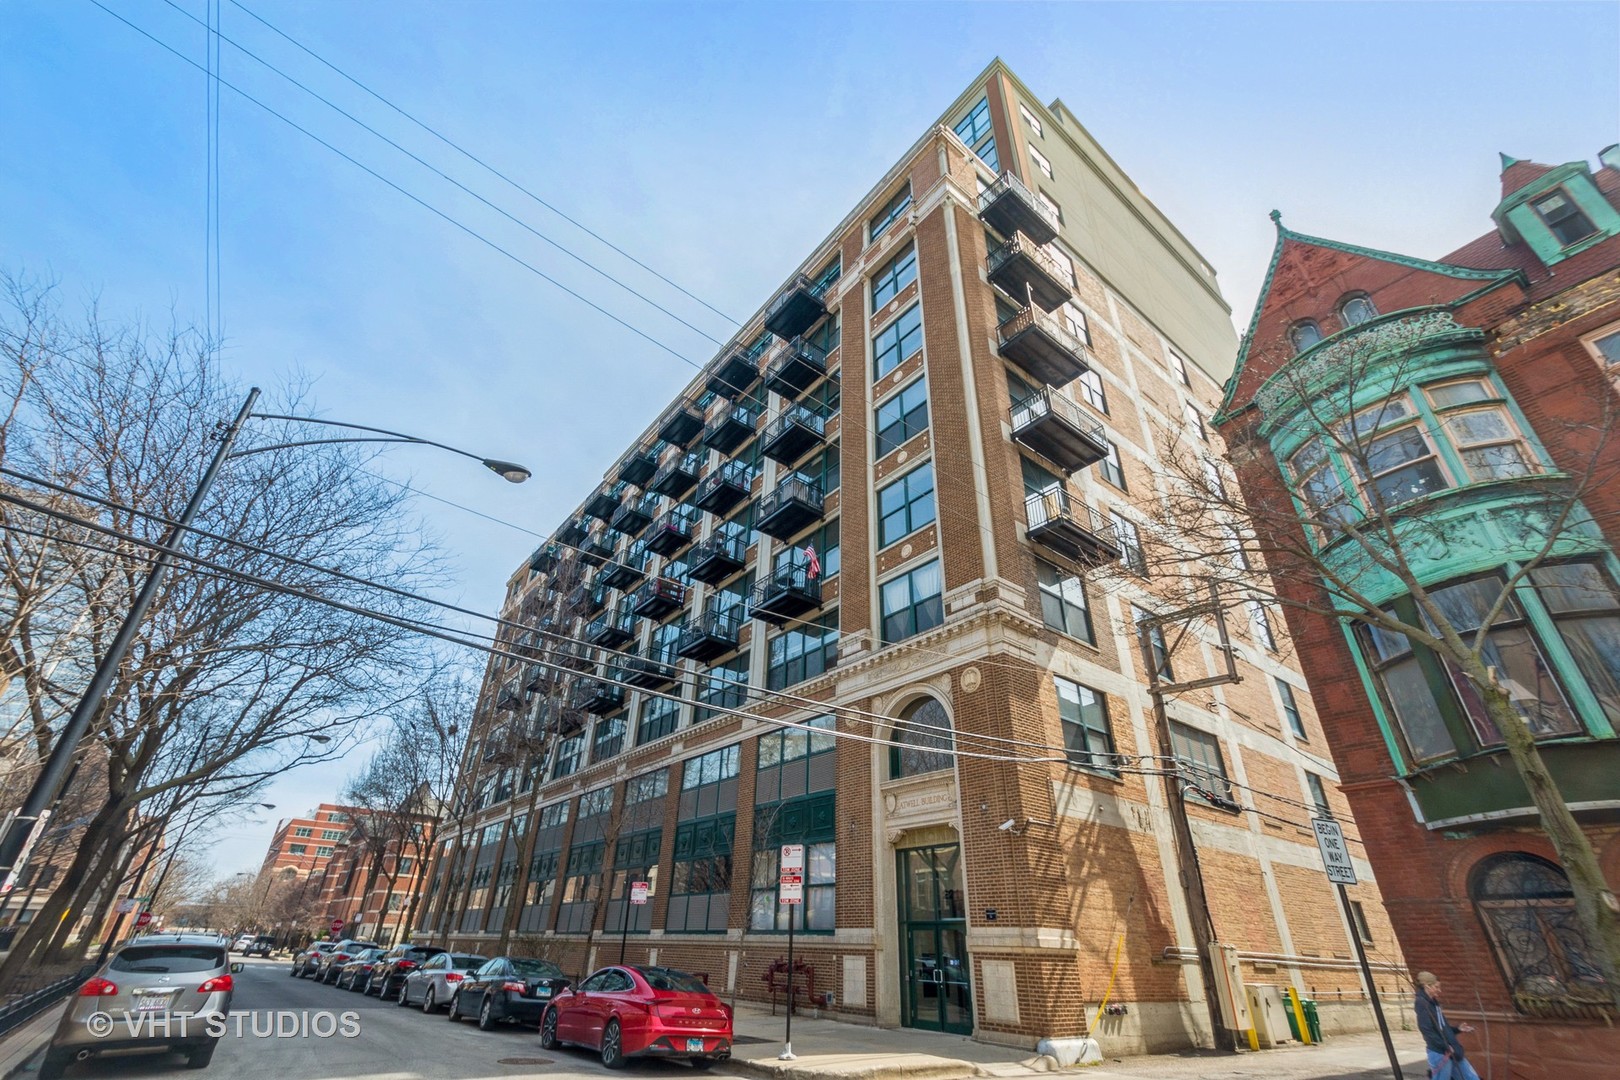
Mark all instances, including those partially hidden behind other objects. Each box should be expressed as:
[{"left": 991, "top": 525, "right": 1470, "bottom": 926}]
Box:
[{"left": 497, "top": 1058, "right": 555, "bottom": 1066}]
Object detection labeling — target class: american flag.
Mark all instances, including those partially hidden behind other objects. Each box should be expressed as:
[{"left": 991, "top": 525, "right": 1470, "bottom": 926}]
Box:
[{"left": 803, "top": 543, "right": 821, "bottom": 580}]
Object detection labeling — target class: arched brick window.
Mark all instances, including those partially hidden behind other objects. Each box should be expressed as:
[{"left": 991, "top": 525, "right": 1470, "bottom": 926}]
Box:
[
  {"left": 1338, "top": 293, "right": 1377, "bottom": 327},
  {"left": 888, "top": 698, "right": 954, "bottom": 779},
  {"left": 1471, "top": 852, "right": 1610, "bottom": 1015},
  {"left": 1288, "top": 319, "right": 1323, "bottom": 353}
]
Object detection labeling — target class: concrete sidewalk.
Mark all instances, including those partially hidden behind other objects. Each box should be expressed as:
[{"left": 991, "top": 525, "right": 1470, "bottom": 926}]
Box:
[
  {"left": 721, "top": 1006, "right": 1427, "bottom": 1080},
  {"left": 0, "top": 1003, "right": 65, "bottom": 1080}
]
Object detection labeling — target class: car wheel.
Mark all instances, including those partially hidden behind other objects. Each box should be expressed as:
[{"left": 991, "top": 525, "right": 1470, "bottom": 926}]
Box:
[
  {"left": 422, "top": 986, "right": 436, "bottom": 1014},
  {"left": 539, "top": 1008, "right": 560, "bottom": 1050},
  {"left": 396, "top": 983, "right": 411, "bottom": 1007},
  {"left": 37, "top": 1052, "right": 67, "bottom": 1080},
  {"left": 447, "top": 991, "right": 461, "bottom": 1022},
  {"left": 184, "top": 1042, "right": 217, "bottom": 1070},
  {"left": 600, "top": 1018, "right": 626, "bottom": 1070},
  {"left": 289, "top": 963, "right": 299, "bottom": 978},
  {"left": 477, "top": 996, "right": 497, "bottom": 1032}
]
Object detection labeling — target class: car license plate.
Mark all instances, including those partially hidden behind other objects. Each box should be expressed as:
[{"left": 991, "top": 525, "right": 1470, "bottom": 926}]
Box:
[
  {"left": 686, "top": 1038, "right": 705, "bottom": 1053},
  {"left": 536, "top": 986, "right": 551, "bottom": 998},
  {"left": 134, "top": 992, "right": 173, "bottom": 1012}
]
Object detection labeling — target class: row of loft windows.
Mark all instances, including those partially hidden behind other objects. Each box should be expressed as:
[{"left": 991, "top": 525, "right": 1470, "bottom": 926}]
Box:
[
  {"left": 1288, "top": 293, "right": 1378, "bottom": 353},
  {"left": 954, "top": 95, "right": 998, "bottom": 173},
  {"left": 1287, "top": 378, "right": 1538, "bottom": 531}
]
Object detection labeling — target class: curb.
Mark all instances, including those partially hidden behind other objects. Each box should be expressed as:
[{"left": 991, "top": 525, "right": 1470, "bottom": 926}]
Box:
[
  {"left": 0, "top": 1003, "right": 66, "bottom": 1080},
  {"left": 720, "top": 1056, "right": 979, "bottom": 1080}
]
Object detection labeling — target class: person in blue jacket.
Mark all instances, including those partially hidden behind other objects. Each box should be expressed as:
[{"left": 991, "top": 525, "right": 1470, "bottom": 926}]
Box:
[{"left": 1414, "top": 971, "right": 1480, "bottom": 1080}]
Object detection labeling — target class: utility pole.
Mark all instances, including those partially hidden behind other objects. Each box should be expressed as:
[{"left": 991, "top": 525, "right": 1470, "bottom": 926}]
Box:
[{"left": 1138, "top": 581, "right": 1242, "bottom": 1053}]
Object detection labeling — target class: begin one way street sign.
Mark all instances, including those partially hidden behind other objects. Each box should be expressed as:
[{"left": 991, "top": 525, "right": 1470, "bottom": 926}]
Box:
[{"left": 1311, "top": 818, "right": 1357, "bottom": 885}]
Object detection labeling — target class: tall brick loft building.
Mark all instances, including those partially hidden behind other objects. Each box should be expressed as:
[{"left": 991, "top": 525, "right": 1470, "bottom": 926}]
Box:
[
  {"left": 1216, "top": 146, "right": 1620, "bottom": 1076},
  {"left": 258, "top": 804, "right": 358, "bottom": 886},
  {"left": 420, "top": 60, "right": 1400, "bottom": 1054}
]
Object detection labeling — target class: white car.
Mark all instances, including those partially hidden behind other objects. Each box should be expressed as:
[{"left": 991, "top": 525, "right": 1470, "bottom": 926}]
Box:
[
  {"left": 399, "top": 952, "right": 487, "bottom": 1013},
  {"left": 232, "top": 935, "right": 254, "bottom": 952}
]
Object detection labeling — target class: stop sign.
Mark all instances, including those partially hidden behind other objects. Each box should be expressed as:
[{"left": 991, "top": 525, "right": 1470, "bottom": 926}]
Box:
[
  {"left": 135, "top": 911, "right": 153, "bottom": 927},
  {"left": 329, "top": 919, "right": 343, "bottom": 935}
]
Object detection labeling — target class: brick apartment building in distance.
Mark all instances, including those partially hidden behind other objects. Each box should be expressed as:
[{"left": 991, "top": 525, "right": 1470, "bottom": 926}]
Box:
[
  {"left": 419, "top": 60, "right": 1403, "bottom": 1054},
  {"left": 1215, "top": 147, "right": 1620, "bottom": 1075},
  {"left": 259, "top": 804, "right": 358, "bottom": 886}
]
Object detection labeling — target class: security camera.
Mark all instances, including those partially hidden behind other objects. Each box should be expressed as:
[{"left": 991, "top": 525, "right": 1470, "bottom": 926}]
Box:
[{"left": 998, "top": 819, "right": 1017, "bottom": 832}]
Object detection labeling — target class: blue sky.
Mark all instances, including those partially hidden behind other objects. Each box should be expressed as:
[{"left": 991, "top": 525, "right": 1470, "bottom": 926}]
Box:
[{"left": 4, "top": 1, "right": 1616, "bottom": 881}]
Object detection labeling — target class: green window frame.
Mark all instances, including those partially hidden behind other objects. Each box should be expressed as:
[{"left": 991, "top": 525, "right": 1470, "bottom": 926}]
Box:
[
  {"left": 557, "top": 840, "right": 605, "bottom": 934},
  {"left": 874, "top": 304, "right": 923, "bottom": 379},
  {"left": 877, "top": 463, "right": 936, "bottom": 548},
  {"left": 875, "top": 377, "right": 929, "bottom": 457},
  {"left": 872, "top": 241, "right": 917, "bottom": 308},
  {"left": 869, "top": 183, "right": 913, "bottom": 244},
  {"left": 767, "top": 611, "right": 839, "bottom": 690},
  {"left": 880, "top": 559, "right": 943, "bottom": 644}
]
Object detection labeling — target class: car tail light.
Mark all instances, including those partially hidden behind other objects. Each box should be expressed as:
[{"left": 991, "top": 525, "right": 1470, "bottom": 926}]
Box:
[
  {"left": 444, "top": 973, "right": 463, "bottom": 983},
  {"left": 79, "top": 978, "right": 118, "bottom": 997},
  {"left": 197, "top": 975, "right": 234, "bottom": 994},
  {"left": 396, "top": 961, "right": 415, "bottom": 970},
  {"left": 502, "top": 981, "right": 528, "bottom": 994}
]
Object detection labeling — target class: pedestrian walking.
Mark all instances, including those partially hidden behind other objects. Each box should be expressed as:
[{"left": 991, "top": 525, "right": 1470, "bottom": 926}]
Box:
[{"left": 1414, "top": 971, "right": 1480, "bottom": 1080}]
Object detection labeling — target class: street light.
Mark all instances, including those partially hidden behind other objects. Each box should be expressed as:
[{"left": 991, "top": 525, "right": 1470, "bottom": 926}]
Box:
[{"left": 0, "top": 388, "right": 528, "bottom": 887}]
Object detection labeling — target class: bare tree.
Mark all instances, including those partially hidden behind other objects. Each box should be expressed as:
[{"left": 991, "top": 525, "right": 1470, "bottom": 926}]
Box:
[{"left": 1145, "top": 314, "right": 1620, "bottom": 1009}]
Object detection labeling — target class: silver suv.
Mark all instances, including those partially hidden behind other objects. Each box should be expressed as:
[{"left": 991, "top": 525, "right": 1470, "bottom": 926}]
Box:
[{"left": 42, "top": 934, "right": 240, "bottom": 1078}]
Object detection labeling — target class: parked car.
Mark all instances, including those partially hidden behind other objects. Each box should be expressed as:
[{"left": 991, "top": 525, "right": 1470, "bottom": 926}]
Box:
[
  {"left": 365, "top": 943, "right": 446, "bottom": 999},
  {"left": 335, "top": 948, "right": 385, "bottom": 990},
  {"left": 316, "top": 939, "right": 380, "bottom": 984},
  {"left": 231, "top": 935, "right": 254, "bottom": 952},
  {"left": 399, "top": 952, "right": 487, "bottom": 1013},
  {"left": 241, "top": 935, "right": 276, "bottom": 958},
  {"left": 448, "top": 955, "right": 570, "bottom": 1030},
  {"left": 290, "top": 941, "right": 336, "bottom": 978},
  {"left": 540, "top": 965, "right": 731, "bottom": 1069},
  {"left": 40, "top": 934, "right": 243, "bottom": 1078}
]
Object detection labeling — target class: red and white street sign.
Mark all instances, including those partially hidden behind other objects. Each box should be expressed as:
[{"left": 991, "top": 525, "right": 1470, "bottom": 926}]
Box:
[
  {"left": 329, "top": 918, "right": 344, "bottom": 935},
  {"left": 779, "top": 844, "right": 804, "bottom": 905},
  {"left": 630, "top": 881, "right": 650, "bottom": 905},
  {"left": 134, "top": 911, "right": 153, "bottom": 928}
]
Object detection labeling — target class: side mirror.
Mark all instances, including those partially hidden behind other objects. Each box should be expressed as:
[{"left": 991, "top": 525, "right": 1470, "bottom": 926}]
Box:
[{"left": 230, "top": 963, "right": 244, "bottom": 974}]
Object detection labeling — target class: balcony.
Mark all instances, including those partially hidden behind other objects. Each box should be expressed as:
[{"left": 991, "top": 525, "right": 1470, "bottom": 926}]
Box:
[
  {"left": 756, "top": 473, "right": 824, "bottom": 541},
  {"left": 764, "top": 338, "right": 829, "bottom": 400},
  {"left": 687, "top": 531, "right": 748, "bottom": 585},
  {"left": 578, "top": 531, "right": 615, "bottom": 567},
  {"left": 676, "top": 607, "right": 741, "bottom": 662},
  {"left": 764, "top": 273, "right": 829, "bottom": 341},
  {"left": 987, "top": 231, "right": 1073, "bottom": 311},
  {"left": 751, "top": 564, "right": 821, "bottom": 626},
  {"left": 573, "top": 677, "right": 625, "bottom": 716},
  {"left": 528, "top": 544, "right": 559, "bottom": 574},
  {"left": 586, "top": 605, "right": 637, "bottom": 648},
  {"left": 631, "top": 576, "right": 688, "bottom": 621},
  {"left": 701, "top": 402, "right": 758, "bottom": 455},
  {"left": 694, "top": 460, "right": 753, "bottom": 515},
  {"left": 524, "top": 665, "right": 548, "bottom": 694},
  {"left": 761, "top": 405, "right": 827, "bottom": 465},
  {"left": 554, "top": 639, "right": 595, "bottom": 671},
  {"left": 706, "top": 346, "right": 760, "bottom": 400},
  {"left": 556, "top": 517, "right": 587, "bottom": 547},
  {"left": 1025, "top": 488, "right": 1121, "bottom": 567},
  {"left": 596, "top": 549, "right": 648, "bottom": 591},
  {"left": 496, "top": 688, "right": 525, "bottom": 712},
  {"left": 621, "top": 646, "right": 680, "bottom": 690},
  {"left": 645, "top": 507, "right": 696, "bottom": 556},
  {"left": 978, "top": 172, "right": 1060, "bottom": 245},
  {"left": 553, "top": 707, "right": 586, "bottom": 737},
  {"left": 650, "top": 451, "right": 703, "bottom": 500},
  {"left": 997, "top": 305, "right": 1091, "bottom": 388},
  {"left": 583, "top": 486, "right": 620, "bottom": 522},
  {"left": 569, "top": 582, "right": 606, "bottom": 616},
  {"left": 617, "top": 446, "right": 660, "bottom": 489},
  {"left": 609, "top": 495, "right": 657, "bottom": 538},
  {"left": 1010, "top": 387, "right": 1109, "bottom": 473},
  {"left": 657, "top": 403, "right": 704, "bottom": 448}
]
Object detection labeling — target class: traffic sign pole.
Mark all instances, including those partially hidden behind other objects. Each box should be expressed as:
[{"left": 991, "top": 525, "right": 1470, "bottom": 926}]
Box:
[
  {"left": 1312, "top": 817, "right": 1401, "bottom": 1080},
  {"left": 1337, "top": 882, "right": 1402, "bottom": 1080},
  {"left": 778, "top": 844, "right": 804, "bottom": 1061}
]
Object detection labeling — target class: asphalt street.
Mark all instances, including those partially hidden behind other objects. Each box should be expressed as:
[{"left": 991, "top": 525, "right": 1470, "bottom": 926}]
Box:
[{"left": 23, "top": 956, "right": 709, "bottom": 1080}]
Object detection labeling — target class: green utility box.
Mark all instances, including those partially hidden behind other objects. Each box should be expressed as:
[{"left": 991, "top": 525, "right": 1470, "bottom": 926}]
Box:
[{"left": 1285, "top": 999, "right": 1323, "bottom": 1043}]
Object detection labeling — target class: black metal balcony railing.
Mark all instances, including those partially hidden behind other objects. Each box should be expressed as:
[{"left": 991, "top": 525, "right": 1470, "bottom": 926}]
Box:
[
  {"left": 761, "top": 404, "right": 828, "bottom": 465},
  {"left": 645, "top": 506, "right": 696, "bottom": 557},
  {"left": 496, "top": 687, "right": 525, "bottom": 712},
  {"left": 657, "top": 403, "right": 704, "bottom": 447},
  {"left": 568, "top": 582, "right": 606, "bottom": 616},
  {"left": 706, "top": 346, "right": 760, "bottom": 400},
  {"left": 750, "top": 564, "right": 821, "bottom": 625},
  {"left": 609, "top": 495, "right": 658, "bottom": 538},
  {"left": 1024, "top": 487, "right": 1121, "bottom": 567},
  {"left": 556, "top": 517, "right": 587, "bottom": 548},
  {"left": 978, "top": 171, "right": 1060, "bottom": 245},
  {"left": 583, "top": 486, "right": 620, "bottom": 522},
  {"left": 528, "top": 544, "right": 559, "bottom": 574},
  {"left": 701, "top": 402, "right": 758, "bottom": 455},
  {"left": 764, "top": 273, "right": 830, "bottom": 341},
  {"left": 596, "top": 549, "right": 648, "bottom": 591},
  {"left": 1009, "top": 387, "right": 1109, "bottom": 473},
  {"left": 585, "top": 604, "right": 637, "bottom": 648},
  {"left": 573, "top": 676, "right": 625, "bottom": 715},
  {"left": 997, "top": 305, "right": 1091, "bottom": 388},
  {"left": 694, "top": 460, "right": 753, "bottom": 515},
  {"left": 650, "top": 451, "right": 704, "bottom": 500},
  {"left": 579, "top": 530, "right": 615, "bottom": 567},
  {"left": 764, "top": 337, "right": 829, "bottom": 400},
  {"left": 675, "top": 607, "right": 742, "bottom": 662},
  {"left": 986, "top": 231, "right": 1073, "bottom": 312},
  {"left": 687, "top": 530, "right": 749, "bottom": 585},
  {"left": 631, "top": 576, "right": 688, "bottom": 621},
  {"left": 554, "top": 707, "right": 587, "bottom": 736},
  {"left": 617, "top": 446, "right": 660, "bottom": 490},
  {"left": 555, "top": 639, "right": 595, "bottom": 671},
  {"left": 756, "top": 473, "right": 824, "bottom": 541},
  {"left": 621, "top": 644, "right": 680, "bottom": 690}
]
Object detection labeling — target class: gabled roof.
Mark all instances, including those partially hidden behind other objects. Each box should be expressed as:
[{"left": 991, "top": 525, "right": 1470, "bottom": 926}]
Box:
[{"left": 1499, "top": 154, "right": 1558, "bottom": 199}]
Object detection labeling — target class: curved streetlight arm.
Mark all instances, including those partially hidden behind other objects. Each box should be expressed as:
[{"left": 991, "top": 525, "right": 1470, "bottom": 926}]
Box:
[{"left": 235, "top": 413, "right": 530, "bottom": 483}]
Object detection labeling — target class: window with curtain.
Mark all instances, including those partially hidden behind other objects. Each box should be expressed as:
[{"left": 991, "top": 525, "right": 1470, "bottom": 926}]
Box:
[
  {"left": 880, "top": 560, "right": 944, "bottom": 644},
  {"left": 888, "top": 697, "right": 954, "bottom": 778}
]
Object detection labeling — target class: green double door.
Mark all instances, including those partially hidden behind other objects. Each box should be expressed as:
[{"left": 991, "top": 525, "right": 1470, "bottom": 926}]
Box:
[{"left": 898, "top": 844, "right": 972, "bottom": 1033}]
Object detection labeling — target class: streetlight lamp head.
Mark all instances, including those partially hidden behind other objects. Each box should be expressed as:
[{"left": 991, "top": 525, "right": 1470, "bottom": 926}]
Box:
[
  {"left": 307, "top": 734, "right": 332, "bottom": 745},
  {"left": 259, "top": 804, "right": 276, "bottom": 810},
  {"left": 482, "top": 458, "right": 531, "bottom": 484}
]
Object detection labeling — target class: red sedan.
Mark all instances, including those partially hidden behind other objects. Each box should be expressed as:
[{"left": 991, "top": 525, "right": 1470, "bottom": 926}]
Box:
[{"left": 540, "top": 965, "right": 732, "bottom": 1069}]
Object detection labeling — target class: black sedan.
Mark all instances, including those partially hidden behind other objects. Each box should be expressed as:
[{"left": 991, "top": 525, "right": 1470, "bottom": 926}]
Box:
[
  {"left": 336, "top": 947, "right": 385, "bottom": 990},
  {"left": 447, "top": 956, "right": 570, "bottom": 1031},
  {"left": 365, "top": 943, "right": 446, "bottom": 999}
]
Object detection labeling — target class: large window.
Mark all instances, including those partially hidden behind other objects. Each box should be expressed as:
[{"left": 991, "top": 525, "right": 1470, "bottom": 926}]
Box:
[
  {"left": 1169, "top": 721, "right": 1235, "bottom": 806},
  {"left": 1056, "top": 677, "right": 1116, "bottom": 772},
  {"left": 591, "top": 714, "right": 626, "bottom": 763},
  {"left": 552, "top": 735, "right": 583, "bottom": 780},
  {"left": 1036, "top": 560, "right": 1092, "bottom": 642},
  {"left": 869, "top": 183, "right": 913, "bottom": 244},
  {"left": 1099, "top": 440, "right": 1126, "bottom": 490},
  {"left": 874, "top": 304, "right": 923, "bottom": 379},
  {"left": 1531, "top": 189, "right": 1597, "bottom": 247},
  {"left": 778, "top": 519, "right": 839, "bottom": 581},
  {"left": 1277, "top": 678, "right": 1307, "bottom": 740},
  {"left": 696, "top": 651, "right": 749, "bottom": 723},
  {"left": 752, "top": 717, "right": 836, "bottom": 933},
  {"left": 638, "top": 693, "right": 680, "bottom": 745},
  {"left": 516, "top": 802, "right": 568, "bottom": 933},
  {"left": 876, "top": 377, "right": 929, "bottom": 457},
  {"left": 1343, "top": 397, "right": 1448, "bottom": 508},
  {"left": 767, "top": 611, "right": 839, "bottom": 690},
  {"left": 1529, "top": 562, "right": 1620, "bottom": 727},
  {"left": 881, "top": 560, "right": 944, "bottom": 644},
  {"left": 1288, "top": 437, "right": 1356, "bottom": 530},
  {"left": 877, "top": 463, "right": 936, "bottom": 548},
  {"left": 888, "top": 698, "right": 954, "bottom": 778},
  {"left": 953, "top": 96, "right": 998, "bottom": 171},
  {"left": 1472, "top": 852, "right": 1608, "bottom": 1012},
  {"left": 1427, "top": 380, "right": 1535, "bottom": 482},
  {"left": 872, "top": 241, "right": 918, "bottom": 308},
  {"left": 556, "top": 841, "right": 604, "bottom": 934}
]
